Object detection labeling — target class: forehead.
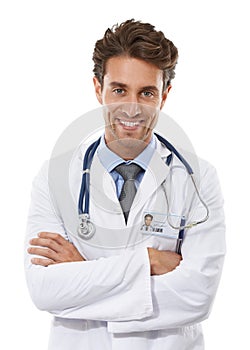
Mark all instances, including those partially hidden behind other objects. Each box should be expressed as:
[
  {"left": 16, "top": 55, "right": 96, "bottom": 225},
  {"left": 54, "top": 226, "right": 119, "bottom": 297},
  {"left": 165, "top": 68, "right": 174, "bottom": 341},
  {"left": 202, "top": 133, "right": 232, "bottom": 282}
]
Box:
[{"left": 103, "top": 56, "right": 163, "bottom": 88}]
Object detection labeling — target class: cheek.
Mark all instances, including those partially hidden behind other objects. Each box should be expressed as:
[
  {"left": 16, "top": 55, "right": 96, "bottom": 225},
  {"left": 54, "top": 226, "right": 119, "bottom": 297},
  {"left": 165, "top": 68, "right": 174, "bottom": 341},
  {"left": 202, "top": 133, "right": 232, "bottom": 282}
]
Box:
[{"left": 102, "top": 89, "right": 115, "bottom": 104}]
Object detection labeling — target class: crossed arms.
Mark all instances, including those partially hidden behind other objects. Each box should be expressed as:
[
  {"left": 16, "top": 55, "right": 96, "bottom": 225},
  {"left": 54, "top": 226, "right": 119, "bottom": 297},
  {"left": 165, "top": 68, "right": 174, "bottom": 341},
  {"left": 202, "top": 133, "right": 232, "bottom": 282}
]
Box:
[
  {"left": 28, "top": 231, "right": 182, "bottom": 275},
  {"left": 25, "top": 161, "right": 225, "bottom": 330}
]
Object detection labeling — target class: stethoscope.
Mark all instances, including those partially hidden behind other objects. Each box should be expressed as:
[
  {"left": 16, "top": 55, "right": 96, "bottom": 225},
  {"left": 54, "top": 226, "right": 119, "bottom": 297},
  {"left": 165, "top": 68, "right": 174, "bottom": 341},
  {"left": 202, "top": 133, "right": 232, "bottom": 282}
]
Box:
[{"left": 77, "top": 133, "right": 209, "bottom": 253}]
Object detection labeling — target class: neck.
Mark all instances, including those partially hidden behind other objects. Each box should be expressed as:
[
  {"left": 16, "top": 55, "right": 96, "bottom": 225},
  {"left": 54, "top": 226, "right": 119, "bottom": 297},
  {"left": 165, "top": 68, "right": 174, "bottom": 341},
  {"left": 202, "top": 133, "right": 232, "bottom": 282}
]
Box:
[
  {"left": 104, "top": 137, "right": 149, "bottom": 160},
  {"left": 104, "top": 126, "right": 153, "bottom": 160}
]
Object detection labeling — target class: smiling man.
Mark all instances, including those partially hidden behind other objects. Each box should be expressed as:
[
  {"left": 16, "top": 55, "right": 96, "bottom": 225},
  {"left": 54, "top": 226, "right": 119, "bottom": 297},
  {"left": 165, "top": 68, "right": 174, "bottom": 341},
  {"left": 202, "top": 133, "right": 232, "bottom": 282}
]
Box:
[
  {"left": 25, "top": 19, "right": 226, "bottom": 350},
  {"left": 94, "top": 57, "right": 170, "bottom": 160}
]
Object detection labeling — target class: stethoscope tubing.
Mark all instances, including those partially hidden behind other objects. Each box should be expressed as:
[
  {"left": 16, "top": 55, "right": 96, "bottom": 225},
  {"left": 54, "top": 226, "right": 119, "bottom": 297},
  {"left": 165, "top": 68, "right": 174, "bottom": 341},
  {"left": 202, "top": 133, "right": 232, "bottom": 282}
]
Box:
[
  {"left": 78, "top": 137, "right": 101, "bottom": 215},
  {"left": 155, "top": 133, "right": 193, "bottom": 175}
]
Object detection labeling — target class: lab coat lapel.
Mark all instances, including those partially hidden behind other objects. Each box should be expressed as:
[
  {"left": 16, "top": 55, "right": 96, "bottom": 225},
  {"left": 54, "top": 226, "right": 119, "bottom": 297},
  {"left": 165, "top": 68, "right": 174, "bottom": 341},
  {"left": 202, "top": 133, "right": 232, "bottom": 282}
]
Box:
[
  {"left": 89, "top": 153, "right": 122, "bottom": 214},
  {"left": 127, "top": 145, "right": 171, "bottom": 224}
]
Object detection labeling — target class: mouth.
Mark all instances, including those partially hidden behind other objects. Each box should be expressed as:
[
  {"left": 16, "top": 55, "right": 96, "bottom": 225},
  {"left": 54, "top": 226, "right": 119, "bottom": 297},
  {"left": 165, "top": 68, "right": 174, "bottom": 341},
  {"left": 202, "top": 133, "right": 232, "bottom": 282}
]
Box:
[
  {"left": 115, "top": 118, "right": 146, "bottom": 130},
  {"left": 120, "top": 120, "right": 140, "bottom": 127}
]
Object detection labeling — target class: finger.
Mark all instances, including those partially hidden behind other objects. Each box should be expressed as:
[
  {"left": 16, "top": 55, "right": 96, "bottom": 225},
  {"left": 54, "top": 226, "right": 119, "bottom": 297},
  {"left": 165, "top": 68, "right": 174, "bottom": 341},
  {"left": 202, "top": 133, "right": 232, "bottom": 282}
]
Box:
[
  {"left": 31, "top": 257, "right": 55, "bottom": 267},
  {"left": 29, "top": 237, "right": 62, "bottom": 253},
  {"left": 28, "top": 247, "right": 57, "bottom": 261},
  {"left": 38, "top": 232, "right": 68, "bottom": 245}
]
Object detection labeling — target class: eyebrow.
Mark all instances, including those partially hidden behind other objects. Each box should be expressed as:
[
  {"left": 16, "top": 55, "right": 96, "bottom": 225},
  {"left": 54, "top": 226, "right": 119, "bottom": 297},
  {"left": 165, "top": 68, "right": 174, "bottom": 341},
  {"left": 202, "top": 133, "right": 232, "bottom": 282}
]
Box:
[
  {"left": 109, "top": 81, "right": 159, "bottom": 92},
  {"left": 109, "top": 81, "right": 128, "bottom": 88}
]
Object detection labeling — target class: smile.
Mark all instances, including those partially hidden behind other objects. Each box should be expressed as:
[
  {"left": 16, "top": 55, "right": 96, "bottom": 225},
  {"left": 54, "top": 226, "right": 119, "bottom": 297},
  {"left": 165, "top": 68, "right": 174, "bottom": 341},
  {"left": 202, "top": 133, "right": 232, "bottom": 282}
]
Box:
[{"left": 120, "top": 120, "right": 140, "bottom": 127}]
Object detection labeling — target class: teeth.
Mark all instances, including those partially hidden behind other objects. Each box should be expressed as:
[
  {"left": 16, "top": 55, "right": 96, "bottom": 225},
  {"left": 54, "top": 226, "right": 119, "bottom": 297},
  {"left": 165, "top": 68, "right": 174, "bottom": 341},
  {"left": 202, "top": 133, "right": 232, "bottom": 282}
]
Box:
[{"left": 120, "top": 120, "right": 139, "bottom": 127}]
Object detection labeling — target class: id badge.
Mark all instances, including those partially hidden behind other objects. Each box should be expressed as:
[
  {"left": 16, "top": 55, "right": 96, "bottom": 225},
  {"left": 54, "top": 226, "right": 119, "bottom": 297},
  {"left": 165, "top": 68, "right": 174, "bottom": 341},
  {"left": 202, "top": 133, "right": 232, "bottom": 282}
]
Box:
[{"left": 140, "top": 211, "right": 183, "bottom": 239}]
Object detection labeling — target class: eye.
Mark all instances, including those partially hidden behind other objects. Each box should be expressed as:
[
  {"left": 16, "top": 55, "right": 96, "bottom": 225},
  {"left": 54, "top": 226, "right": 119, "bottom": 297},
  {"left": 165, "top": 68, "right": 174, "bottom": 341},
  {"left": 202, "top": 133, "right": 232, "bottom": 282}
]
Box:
[
  {"left": 113, "top": 88, "right": 125, "bottom": 95},
  {"left": 142, "top": 91, "right": 154, "bottom": 97}
]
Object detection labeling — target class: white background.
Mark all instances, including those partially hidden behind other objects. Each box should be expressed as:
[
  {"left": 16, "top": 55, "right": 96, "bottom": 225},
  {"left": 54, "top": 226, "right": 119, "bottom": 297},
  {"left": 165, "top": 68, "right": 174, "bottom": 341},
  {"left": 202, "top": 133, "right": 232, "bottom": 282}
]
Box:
[{"left": 1, "top": 0, "right": 249, "bottom": 348}]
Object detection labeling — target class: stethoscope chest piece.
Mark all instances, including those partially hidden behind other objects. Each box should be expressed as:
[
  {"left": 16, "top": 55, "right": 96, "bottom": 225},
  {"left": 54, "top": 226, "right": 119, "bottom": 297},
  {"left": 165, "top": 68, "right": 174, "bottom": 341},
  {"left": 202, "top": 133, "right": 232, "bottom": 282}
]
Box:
[{"left": 78, "top": 214, "right": 95, "bottom": 240}]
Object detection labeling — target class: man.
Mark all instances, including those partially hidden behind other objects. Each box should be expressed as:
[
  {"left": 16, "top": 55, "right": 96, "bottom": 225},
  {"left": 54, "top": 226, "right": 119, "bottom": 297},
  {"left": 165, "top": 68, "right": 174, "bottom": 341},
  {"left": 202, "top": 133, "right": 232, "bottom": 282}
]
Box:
[
  {"left": 141, "top": 214, "right": 154, "bottom": 232},
  {"left": 25, "top": 19, "right": 226, "bottom": 349}
]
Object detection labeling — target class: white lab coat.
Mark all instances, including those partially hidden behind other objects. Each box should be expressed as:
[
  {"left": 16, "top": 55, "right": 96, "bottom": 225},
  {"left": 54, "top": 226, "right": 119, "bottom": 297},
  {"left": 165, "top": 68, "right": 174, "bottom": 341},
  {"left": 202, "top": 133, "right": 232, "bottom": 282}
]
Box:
[{"left": 24, "top": 138, "right": 226, "bottom": 350}]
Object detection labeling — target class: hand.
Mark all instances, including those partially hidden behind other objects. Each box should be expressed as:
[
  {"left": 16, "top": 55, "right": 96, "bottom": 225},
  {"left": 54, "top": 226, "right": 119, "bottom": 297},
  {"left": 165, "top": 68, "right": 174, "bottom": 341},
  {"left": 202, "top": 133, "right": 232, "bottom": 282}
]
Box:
[
  {"left": 28, "top": 232, "right": 85, "bottom": 267},
  {"left": 147, "top": 248, "right": 182, "bottom": 275}
]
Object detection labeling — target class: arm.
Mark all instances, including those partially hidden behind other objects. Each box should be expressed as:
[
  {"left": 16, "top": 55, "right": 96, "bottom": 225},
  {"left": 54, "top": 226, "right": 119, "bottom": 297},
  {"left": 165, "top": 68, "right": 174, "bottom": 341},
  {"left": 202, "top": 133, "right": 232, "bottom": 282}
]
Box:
[
  {"left": 28, "top": 233, "right": 181, "bottom": 272},
  {"left": 24, "top": 162, "right": 153, "bottom": 322},
  {"left": 108, "top": 163, "right": 226, "bottom": 333},
  {"left": 147, "top": 248, "right": 182, "bottom": 275}
]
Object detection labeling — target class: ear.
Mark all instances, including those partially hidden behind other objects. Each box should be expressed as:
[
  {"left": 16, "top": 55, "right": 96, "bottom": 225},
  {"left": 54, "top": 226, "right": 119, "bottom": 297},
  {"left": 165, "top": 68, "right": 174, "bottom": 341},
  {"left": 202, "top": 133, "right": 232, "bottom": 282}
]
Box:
[
  {"left": 160, "top": 85, "right": 172, "bottom": 109},
  {"left": 93, "top": 76, "right": 103, "bottom": 104}
]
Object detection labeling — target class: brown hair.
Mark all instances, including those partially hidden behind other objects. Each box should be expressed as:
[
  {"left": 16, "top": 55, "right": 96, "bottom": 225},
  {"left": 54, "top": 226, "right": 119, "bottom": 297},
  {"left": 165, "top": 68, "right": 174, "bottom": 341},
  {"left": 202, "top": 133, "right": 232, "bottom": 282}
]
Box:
[{"left": 93, "top": 19, "right": 178, "bottom": 92}]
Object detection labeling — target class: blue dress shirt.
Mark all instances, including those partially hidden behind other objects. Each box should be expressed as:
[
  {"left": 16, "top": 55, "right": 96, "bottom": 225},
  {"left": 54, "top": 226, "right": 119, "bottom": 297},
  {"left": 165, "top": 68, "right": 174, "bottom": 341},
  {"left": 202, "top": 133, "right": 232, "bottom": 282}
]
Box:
[{"left": 97, "top": 135, "right": 156, "bottom": 198}]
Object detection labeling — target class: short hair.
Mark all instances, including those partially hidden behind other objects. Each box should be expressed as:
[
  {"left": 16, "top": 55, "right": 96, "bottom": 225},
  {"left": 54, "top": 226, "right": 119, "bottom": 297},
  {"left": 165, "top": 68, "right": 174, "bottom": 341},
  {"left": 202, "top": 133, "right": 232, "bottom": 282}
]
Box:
[
  {"left": 92, "top": 19, "right": 178, "bottom": 92},
  {"left": 145, "top": 214, "right": 153, "bottom": 220}
]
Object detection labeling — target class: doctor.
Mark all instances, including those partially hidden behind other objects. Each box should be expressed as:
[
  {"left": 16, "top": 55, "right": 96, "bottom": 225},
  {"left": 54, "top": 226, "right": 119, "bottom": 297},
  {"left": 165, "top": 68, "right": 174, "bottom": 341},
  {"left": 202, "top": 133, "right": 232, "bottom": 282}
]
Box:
[{"left": 25, "top": 19, "right": 226, "bottom": 349}]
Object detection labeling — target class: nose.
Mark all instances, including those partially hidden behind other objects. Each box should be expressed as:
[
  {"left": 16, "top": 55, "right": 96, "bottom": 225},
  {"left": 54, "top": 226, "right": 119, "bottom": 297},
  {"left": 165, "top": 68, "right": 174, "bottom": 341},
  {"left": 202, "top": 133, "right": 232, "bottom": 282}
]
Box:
[{"left": 120, "top": 102, "right": 142, "bottom": 118}]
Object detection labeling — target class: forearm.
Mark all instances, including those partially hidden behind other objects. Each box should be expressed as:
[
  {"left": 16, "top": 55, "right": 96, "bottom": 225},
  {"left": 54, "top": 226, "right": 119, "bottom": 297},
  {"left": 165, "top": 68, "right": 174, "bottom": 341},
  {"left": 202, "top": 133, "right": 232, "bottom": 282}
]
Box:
[
  {"left": 25, "top": 163, "right": 153, "bottom": 322},
  {"left": 108, "top": 251, "right": 225, "bottom": 333},
  {"left": 25, "top": 247, "right": 153, "bottom": 321}
]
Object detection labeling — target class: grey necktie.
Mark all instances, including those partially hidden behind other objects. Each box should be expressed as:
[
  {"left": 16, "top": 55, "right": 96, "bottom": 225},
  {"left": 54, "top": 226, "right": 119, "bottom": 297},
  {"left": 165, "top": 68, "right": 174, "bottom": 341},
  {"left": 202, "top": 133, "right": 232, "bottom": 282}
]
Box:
[{"left": 115, "top": 163, "right": 142, "bottom": 223}]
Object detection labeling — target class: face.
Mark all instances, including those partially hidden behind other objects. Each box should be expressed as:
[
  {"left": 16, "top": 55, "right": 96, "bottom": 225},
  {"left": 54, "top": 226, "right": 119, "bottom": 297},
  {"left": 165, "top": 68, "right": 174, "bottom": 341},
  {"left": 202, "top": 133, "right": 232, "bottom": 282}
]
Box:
[
  {"left": 93, "top": 56, "right": 171, "bottom": 156},
  {"left": 145, "top": 216, "right": 152, "bottom": 226}
]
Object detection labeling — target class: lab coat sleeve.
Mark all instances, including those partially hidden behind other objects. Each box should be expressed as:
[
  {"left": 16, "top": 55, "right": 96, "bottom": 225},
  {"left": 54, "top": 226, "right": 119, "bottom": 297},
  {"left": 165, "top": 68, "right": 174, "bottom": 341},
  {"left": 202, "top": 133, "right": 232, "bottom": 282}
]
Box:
[
  {"left": 24, "top": 162, "right": 153, "bottom": 321},
  {"left": 108, "top": 161, "right": 226, "bottom": 332}
]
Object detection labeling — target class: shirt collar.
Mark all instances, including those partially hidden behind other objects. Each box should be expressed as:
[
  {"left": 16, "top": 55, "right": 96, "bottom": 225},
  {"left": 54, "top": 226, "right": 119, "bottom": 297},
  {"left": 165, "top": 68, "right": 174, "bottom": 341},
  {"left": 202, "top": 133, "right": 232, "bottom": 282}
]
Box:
[{"left": 97, "top": 134, "right": 157, "bottom": 172}]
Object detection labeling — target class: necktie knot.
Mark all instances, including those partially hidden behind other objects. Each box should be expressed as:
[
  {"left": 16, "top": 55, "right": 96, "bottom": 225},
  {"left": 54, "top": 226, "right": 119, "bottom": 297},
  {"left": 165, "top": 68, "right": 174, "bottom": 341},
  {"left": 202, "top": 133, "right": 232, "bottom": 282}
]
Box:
[{"left": 115, "top": 163, "right": 142, "bottom": 181}]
